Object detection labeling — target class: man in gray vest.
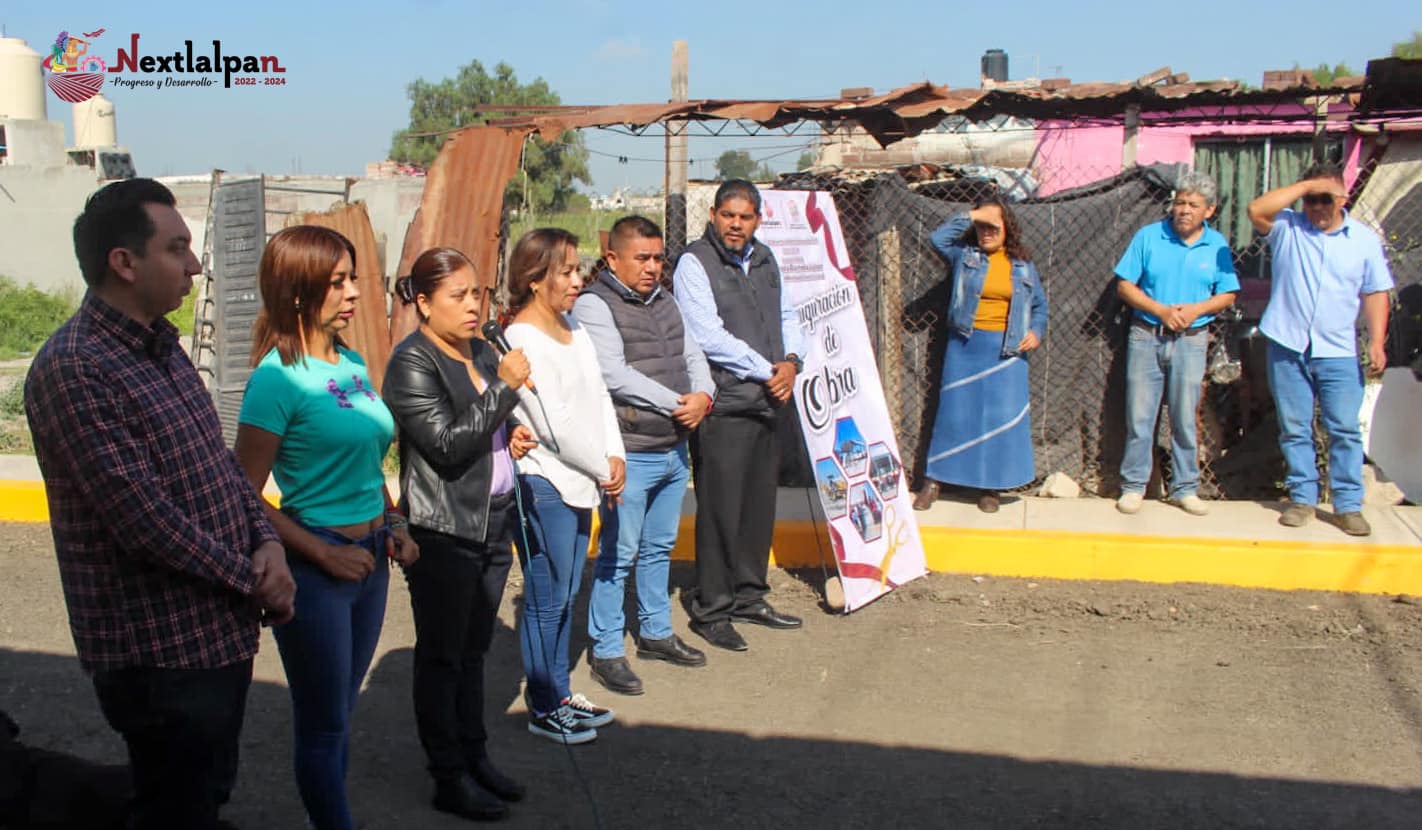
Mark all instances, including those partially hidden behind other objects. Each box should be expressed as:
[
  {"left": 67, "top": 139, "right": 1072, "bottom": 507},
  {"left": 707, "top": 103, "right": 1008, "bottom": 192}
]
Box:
[
  {"left": 673, "top": 179, "right": 806, "bottom": 652},
  {"left": 573, "top": 216, "right": 716, "bottom": 694}
]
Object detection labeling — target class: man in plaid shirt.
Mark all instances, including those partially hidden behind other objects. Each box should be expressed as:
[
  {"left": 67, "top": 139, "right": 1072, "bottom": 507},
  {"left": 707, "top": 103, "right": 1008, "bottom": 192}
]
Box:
[{"left": 24, "top": 178, "right": 296, "bottom": 829}]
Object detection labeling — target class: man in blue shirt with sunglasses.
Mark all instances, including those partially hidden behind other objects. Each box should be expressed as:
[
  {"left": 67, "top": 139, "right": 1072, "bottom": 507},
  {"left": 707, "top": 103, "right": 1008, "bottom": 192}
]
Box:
[{"left": 1248, "top": 162, "right": 1393, "bottom": 536}]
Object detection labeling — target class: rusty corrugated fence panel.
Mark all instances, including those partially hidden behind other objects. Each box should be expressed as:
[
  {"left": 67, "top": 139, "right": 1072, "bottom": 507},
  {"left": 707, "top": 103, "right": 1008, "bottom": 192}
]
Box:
[
  {"left": 289, "top": 202, "right": 392, "bottom": 391},
  {"left": 392, "top": 125, "right": 532, "bottom": 352}
]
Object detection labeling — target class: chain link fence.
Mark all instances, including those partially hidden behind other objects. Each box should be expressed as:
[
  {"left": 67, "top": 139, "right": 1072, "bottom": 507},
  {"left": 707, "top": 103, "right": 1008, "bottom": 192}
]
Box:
[
  {"left": 481, "top": 121, "right": 1418, "bottom": 503},
  {"left": 769, "top": 136, "right": 1420, "bottom": 501}
]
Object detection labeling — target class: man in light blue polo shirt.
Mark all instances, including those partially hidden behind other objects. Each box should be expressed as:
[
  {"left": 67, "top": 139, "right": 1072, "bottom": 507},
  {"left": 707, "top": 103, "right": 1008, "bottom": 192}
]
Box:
[
  {"left": 1114, "top": 171, "right": 1239, "bottom": 517},
  {"left": 1248, "top": 162, "right": 1393, "bottom": 536}
]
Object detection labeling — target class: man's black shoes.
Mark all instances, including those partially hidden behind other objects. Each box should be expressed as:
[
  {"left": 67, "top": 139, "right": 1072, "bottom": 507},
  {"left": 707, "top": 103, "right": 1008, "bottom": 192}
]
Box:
[
  {"left": 636, "top": 634, "right": 707, "bottom": 667},
  {"left": 471, "top": 755, "right": 524, "bottom": 802},
  {"left": 589, "top": 655, "right": 645, "bottom": 696},
  {"left": 731, "top": 603, "right": 803, "bottom": 630},
  {"left": 433, "top": 773, "right": 508, "bottom": 821},
  {"left": 690, "top": 620, "right": 748, "bottom": 651}
]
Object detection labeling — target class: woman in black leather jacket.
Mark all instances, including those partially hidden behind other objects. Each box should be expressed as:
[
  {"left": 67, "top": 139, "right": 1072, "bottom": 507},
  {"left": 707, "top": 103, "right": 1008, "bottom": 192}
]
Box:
[{"left": 382, "top": 247, "right": 536, "bottom": 823}]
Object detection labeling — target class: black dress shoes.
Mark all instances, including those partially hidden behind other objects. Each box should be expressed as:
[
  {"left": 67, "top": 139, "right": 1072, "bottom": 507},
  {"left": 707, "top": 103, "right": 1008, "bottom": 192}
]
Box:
[
  {"left": 589, "top": 655, "right": 645, "bottom": 695},
  {"left": 471, "top": 755, "right": 525, "bottom": 803},
  {"left": 731, "top": 603, "right": 803, "bottom": 629},
  {"left": 433, "top": 773, "right": 508, "bottom": 821},
  {"left": 635, "top": 634, "right": 708, "bottom": 667},
  {"left": 689, "top": 620, "right": 748, "bottom": 652}
]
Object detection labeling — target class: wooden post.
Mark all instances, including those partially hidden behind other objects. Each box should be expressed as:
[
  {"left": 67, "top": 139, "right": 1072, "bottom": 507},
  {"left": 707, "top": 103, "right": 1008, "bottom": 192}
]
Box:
[
  {"left": 1310, "top": 95, "right": 1330, "bottom": 162},
  {"left": 664, "top": 41, "right": 689, "bottom": 264},
  {"left": 1122, "top": 104, "right": 1141, "bottom": 169},
  {"left": 876, "top": 227, "right": 907, "bottom": 452}
]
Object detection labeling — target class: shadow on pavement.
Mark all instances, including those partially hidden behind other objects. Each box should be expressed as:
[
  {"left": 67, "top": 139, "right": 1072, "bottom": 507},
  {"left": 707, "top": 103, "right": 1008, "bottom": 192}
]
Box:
[{"left": 3, "top": 645, "right": 1420, "bottom": 829}]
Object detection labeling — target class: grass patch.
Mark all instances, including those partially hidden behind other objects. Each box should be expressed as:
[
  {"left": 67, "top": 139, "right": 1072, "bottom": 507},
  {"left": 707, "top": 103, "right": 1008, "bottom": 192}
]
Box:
[
  {"left": 0, "top": 277, "right": 77, "bottom": 360},
  {"left": 508, "top": 209, "right": 666, "bottom": 256},
  {"left": 0, "top": 377, "right": 32, "bottom": 454},
  {"left": 167, "top": 289, "right": 197, "bottom": 337}
]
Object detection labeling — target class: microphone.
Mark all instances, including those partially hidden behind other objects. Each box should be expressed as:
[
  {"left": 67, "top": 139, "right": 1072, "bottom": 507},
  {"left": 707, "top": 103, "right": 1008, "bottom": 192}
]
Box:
[
  {"left": 481, "top": 320, "right": 536, "bottom": 394},
  {"left": 481, "top": 320, "right": 512, "bottom": 354}
]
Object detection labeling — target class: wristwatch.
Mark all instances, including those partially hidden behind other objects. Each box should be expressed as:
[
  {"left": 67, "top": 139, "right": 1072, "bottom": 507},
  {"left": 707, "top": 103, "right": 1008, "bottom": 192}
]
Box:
[{"left": 785, "top": 353, "right": 804, "bottom": 373}]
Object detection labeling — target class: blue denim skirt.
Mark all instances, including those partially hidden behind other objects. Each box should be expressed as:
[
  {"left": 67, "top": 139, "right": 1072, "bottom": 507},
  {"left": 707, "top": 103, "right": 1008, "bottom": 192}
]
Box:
[{"left": 925, "top": 327, "right": 1035, "bottom": 490}]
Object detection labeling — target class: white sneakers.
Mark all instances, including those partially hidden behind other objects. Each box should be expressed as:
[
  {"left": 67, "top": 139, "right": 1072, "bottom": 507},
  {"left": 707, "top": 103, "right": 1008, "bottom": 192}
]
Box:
[
  {"left": 1117, "top": 491, "right": 1209, "bottom": 516},
  {"left": 1116, "top": 492, "right": 1143, "bottom": 514},
  {"left": 1172, "top": 494, "right": 1209, "bottom": 516}
]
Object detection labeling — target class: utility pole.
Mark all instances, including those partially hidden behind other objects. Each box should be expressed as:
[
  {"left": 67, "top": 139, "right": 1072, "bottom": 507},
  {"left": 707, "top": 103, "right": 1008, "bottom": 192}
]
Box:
[{"left": 665, "top": 40, "right": 689, "bottom": 266}]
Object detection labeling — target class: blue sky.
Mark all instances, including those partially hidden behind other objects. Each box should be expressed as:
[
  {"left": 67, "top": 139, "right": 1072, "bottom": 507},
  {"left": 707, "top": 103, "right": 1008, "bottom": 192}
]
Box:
[{"left": 5, "top": 1, "right": 1414, "bottom": 191}]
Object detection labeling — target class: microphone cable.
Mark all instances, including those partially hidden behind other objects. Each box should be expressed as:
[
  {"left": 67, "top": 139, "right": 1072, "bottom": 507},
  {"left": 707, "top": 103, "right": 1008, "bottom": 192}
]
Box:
[{"left": 510, "top": 414, "right": 605, "bottom": 830}]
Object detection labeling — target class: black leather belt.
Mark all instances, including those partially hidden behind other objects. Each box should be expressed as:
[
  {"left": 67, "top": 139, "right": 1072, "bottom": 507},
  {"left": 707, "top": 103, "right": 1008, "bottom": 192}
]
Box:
[{"left": 1132, "top": 318, "right": 1207, "bottom": 337}]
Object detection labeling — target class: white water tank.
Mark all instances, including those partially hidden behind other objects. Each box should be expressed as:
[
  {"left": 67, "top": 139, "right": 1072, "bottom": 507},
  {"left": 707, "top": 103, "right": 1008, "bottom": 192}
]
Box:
[
  {"left": 74, "top": 94, "right": 117, "bottom": 147},
  {"left": 0, "top": 37, "right": 46, "bottom": 121}
]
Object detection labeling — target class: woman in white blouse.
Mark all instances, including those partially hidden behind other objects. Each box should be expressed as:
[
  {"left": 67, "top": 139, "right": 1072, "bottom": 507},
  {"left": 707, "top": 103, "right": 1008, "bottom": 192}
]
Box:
[{"left": 504, "top": 228, "right": 625, "bottom": 745}]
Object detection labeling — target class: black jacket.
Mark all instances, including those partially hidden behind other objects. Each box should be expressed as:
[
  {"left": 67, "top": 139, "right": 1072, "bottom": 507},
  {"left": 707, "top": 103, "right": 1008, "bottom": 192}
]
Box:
[{"left": 383, "top": 329, "right": 520, "bottom": 544}]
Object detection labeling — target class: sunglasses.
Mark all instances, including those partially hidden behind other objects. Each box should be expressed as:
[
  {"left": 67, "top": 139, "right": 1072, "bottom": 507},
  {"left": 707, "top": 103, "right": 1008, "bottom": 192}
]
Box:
[{"left": 1302, "top": 194, "right": 1336, "bottom": 207}]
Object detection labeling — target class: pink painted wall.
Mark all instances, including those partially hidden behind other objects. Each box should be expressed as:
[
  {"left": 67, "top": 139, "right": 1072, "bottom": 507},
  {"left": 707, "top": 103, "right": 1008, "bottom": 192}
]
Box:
[{"left": 1032, "top": 102, "right": 1364, "bottom": 196}]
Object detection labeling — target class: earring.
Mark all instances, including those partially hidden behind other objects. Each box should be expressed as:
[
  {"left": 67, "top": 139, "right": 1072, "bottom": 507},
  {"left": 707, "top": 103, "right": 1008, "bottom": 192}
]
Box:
[{"left": 294, "top": 298, "right": 301, "bottom": 310}]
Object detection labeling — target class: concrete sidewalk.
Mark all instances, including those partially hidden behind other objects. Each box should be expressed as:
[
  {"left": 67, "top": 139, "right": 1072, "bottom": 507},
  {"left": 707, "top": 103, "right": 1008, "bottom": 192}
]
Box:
[
  {"left": 906, "top": 490, "right": 1422, "bottom": 547},
  {"left": 4, "top": 453, "right": 1420, "bottom": 595}
]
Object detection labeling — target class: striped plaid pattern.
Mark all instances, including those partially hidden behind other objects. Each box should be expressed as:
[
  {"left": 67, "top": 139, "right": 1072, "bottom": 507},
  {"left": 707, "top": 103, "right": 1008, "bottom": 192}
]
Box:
[{"left": 25, "top": 294, "right": 279, "bottom": 671}]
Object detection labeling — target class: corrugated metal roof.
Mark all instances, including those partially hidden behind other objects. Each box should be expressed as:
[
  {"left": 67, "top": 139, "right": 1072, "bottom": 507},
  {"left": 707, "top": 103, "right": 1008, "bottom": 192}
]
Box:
[{"left": 499, "top": 78, "right": 1370, "bottom": 148}]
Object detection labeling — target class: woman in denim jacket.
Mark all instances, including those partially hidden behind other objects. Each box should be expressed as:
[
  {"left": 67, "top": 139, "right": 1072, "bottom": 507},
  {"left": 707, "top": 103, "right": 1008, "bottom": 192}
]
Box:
[{"left": 912, "top": 198, "right": 1048, "bottom": 513}]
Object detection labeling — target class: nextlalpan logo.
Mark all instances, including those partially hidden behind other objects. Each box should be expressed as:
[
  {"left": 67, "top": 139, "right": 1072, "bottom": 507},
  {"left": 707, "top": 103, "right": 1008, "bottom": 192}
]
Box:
[{"left": 43, "top": 27, "right": 288, "bottom": 102}]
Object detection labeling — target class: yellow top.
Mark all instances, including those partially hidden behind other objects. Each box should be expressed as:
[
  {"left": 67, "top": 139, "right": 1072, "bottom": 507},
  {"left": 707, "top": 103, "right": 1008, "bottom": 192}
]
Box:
[{"left": 972, "top": 250, "right": 1013, "bottom": 331}]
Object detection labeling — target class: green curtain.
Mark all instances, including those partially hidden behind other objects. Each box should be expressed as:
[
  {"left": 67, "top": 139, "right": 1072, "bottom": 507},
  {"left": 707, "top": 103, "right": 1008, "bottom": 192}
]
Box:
[
  {"left": 1194, "top": 141, "right": 1264, "bottom": 250},
  {"left": 1268, "top": 139, "right": 1314, "bottom": 192},
  {"left": 1193, "top": 138, "right": 1329, "bottom": 250}
]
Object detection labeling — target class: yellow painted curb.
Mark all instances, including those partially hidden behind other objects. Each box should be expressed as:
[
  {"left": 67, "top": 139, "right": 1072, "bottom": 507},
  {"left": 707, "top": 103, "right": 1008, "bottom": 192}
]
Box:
[
  {"left": 912, "top": 525, "right": 1422, "bottom": 596},
  {"left": 7, "top": 482, "right": 1419, "bottom": 595},
  {"left": 0, "top": 482, "right": 49, "bottom": 524}
]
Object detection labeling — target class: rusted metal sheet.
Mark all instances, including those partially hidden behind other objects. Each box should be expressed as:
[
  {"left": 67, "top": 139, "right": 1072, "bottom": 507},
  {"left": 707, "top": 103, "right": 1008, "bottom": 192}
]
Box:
[
  {"left": 289, "top": 201, "right": 391, "bottom": 391},
  {"left": 392, "top": 124, "right": 532, "bottom": 350},
  {"left": 503, "top": 76, "right": 1372, "bottom": 149}
]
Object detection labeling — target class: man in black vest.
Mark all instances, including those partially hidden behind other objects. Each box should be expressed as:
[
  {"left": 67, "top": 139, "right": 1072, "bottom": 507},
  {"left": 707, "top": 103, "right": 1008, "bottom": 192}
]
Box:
[
  {"left": 573, "top": 216, "right": 716, "bottom": 694},
  {"left": 673, "top": 180, "right": 805, "bottom": 652}
]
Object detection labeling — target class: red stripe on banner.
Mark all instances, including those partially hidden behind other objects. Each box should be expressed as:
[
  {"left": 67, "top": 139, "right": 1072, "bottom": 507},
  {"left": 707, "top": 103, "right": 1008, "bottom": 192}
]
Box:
[
  {"left": 836, "top": 561, "right": 898, "bottom": 588},
  {"left": 805, "top": 191, "right": 857, "bottom": 282}
]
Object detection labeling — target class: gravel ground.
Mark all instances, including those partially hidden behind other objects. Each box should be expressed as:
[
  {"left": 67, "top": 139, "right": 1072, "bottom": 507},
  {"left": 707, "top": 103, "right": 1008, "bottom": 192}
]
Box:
[{"left": 3, "top": 521, "right": 1422, "bottom": 829}]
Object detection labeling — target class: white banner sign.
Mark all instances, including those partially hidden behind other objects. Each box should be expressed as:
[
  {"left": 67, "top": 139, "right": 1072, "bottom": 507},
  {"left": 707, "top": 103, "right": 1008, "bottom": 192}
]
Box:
[{"left": 758, "top": 190, "right": 928, "bottom": 611}]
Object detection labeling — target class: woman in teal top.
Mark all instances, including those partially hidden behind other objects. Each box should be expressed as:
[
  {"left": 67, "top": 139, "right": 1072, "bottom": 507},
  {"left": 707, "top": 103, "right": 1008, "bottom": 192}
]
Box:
[{"left": 234, "top": 225, "right": 418, "bottom": 830}]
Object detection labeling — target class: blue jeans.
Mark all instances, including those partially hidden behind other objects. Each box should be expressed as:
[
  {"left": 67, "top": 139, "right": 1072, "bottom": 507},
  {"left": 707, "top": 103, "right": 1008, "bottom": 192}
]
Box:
[
  {"left": 588, "top": 444, "right": 690, "bottom": 658},
  {"left": 1266, "top": 339, "right": 1365, "bottom": 513},
  {"left": 516, "top": 474, "right": 591, "bottom": 716},
  {"left": 273, "top": 524, "right": 390, "bottom": 830},
  {"left": 1120, "top": 325, "right": 1208, "bottom": 499}
]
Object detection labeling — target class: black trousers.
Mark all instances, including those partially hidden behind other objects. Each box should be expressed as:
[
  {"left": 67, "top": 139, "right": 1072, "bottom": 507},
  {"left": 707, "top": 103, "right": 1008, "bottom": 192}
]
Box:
[
  {"left": 91, "top": 658, "right": 253, "bottom": 830},
  {"left": 406, "top": 497, "right": 515, "bottom": 781},
  {"left": 689, "top": 412, "right": 779, "bottom": 623}
]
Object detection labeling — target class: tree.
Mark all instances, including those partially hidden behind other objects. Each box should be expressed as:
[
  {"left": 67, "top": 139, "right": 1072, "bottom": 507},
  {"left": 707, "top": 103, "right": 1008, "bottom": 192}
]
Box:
[
  {"left": 714, "top": 150, "right": 756, "bottom": 181},
  {"left": 1393, "top": 31, "right": 1422, "bottom": 59},
  {"left": 796, "top": 150, "right": 817, "bottom": 171},
  {"left": 389, "top": 60, "right": 591, "bottom": 213},
  {"left": 713, "top": 150, "right": 777, "bottom": 182},
  {"left": 1309, "top": 62, "right": 1357, "bottom": 86}
]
